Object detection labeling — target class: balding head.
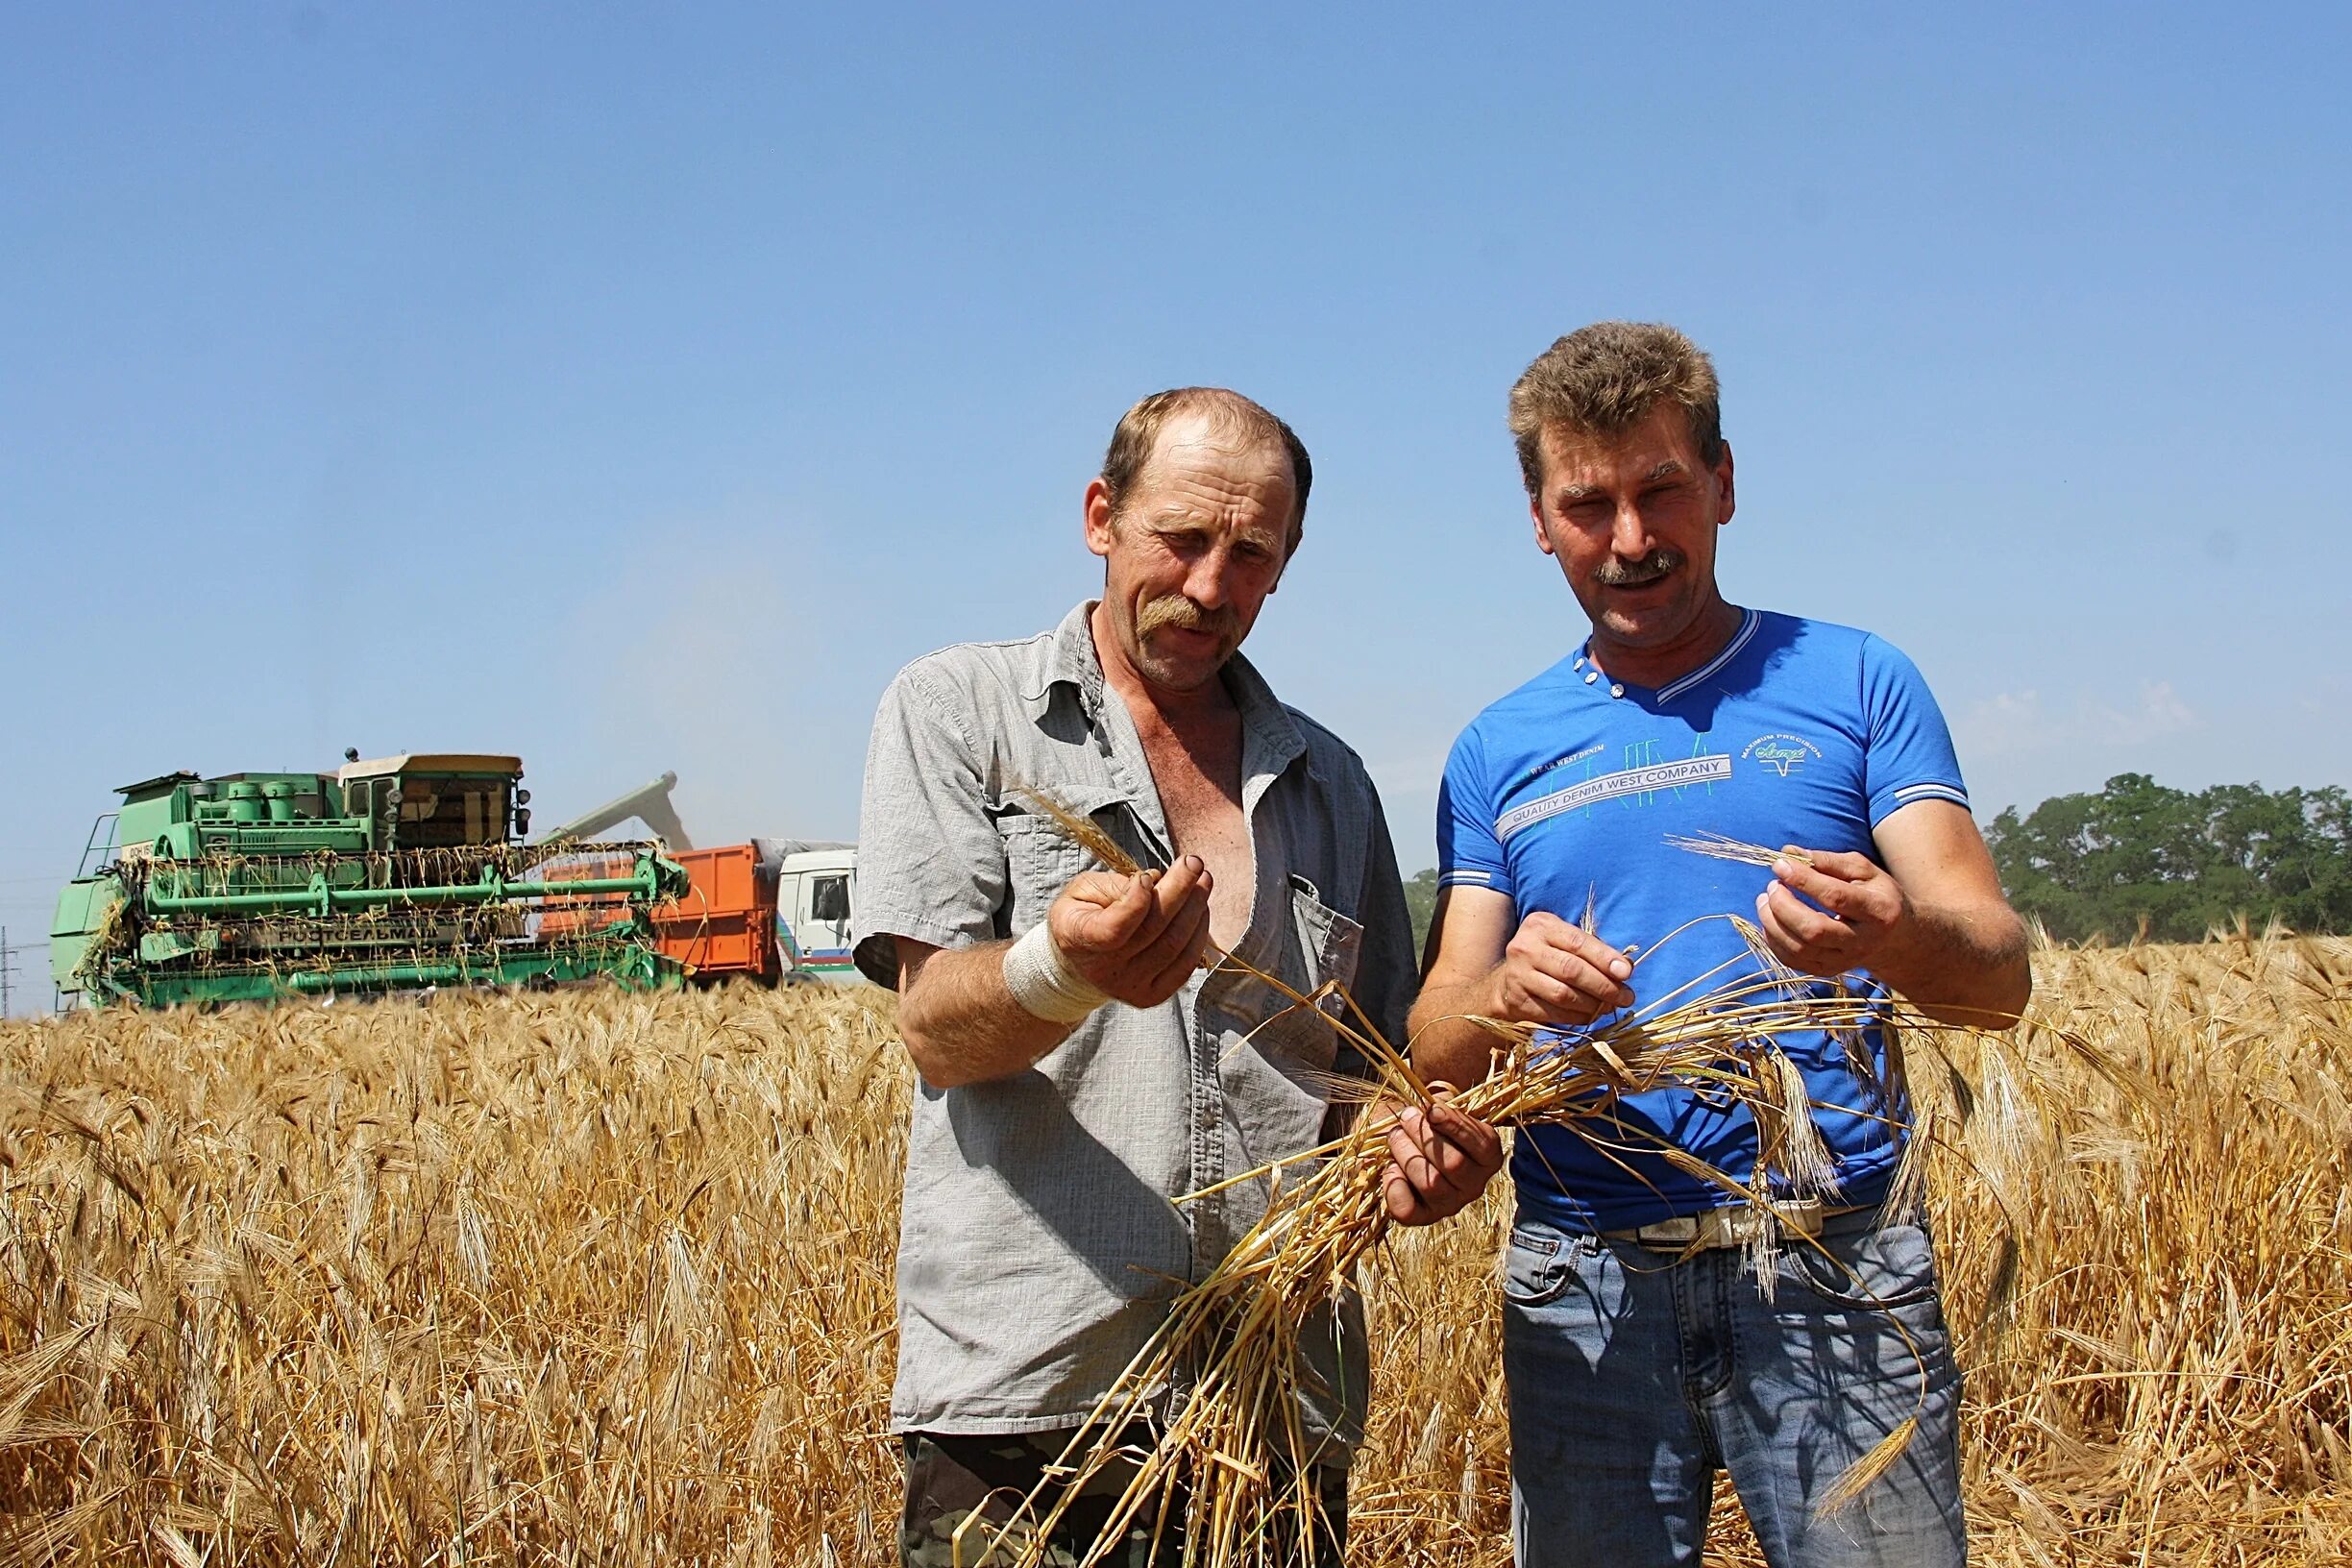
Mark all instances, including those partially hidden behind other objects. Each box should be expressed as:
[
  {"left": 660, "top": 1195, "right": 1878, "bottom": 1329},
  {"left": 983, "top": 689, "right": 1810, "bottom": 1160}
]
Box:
[{"left": 1098, "top": 387, "right": 1311, "bottom": 552}]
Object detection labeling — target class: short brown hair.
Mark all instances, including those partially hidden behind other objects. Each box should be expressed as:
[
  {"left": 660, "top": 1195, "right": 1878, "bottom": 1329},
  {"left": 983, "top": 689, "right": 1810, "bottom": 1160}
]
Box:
[
  {"left": 1099, "top": 387, "right": 1312, "bottom": 547},
  {"left": 1507, "top": 322, "right": 1724, "bottom": 497}
]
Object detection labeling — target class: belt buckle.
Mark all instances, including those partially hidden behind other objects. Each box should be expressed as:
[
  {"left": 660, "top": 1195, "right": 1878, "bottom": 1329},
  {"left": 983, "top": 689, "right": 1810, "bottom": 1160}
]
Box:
[
  {"left": 1720, "top": 1198, "right": 1826, "bottom": 1247},
  {"left": 1635, "top": 1198, "right": 1826, "bottom": 1251},
  {"left": 1771, "top": 1197, "right": 1826, "bottom": 1240},
  {"left": 1629, "top": 1215, "right": 1699, "bottom": 1247},
  {"left": 1698, "top": 1206, "right": 1771, "bottom": 1249}
]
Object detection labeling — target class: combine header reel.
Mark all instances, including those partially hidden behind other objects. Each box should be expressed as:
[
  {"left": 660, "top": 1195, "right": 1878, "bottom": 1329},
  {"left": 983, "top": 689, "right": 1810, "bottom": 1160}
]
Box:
[{"left": 51, "top": 754, "right": 691, "bottom": 1008}]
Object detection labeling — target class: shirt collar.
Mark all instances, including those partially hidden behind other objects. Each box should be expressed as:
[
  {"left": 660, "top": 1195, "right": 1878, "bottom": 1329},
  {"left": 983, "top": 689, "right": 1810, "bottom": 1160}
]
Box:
[
  {"left": 1041, "top": 600, "right": 1108, "bottom": 714},
  {"left": 1040, "top": 600, "right": 1306, "bottom": 774},
  {"left": 1573, "top": 605, "right": 1761, "bottom": 705}
]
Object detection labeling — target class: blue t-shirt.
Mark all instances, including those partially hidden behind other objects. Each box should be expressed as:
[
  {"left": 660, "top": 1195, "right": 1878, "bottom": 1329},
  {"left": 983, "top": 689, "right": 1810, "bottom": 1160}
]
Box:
[{"left": 1436, "top": 608, "right": 1970, "bottom": 1233}]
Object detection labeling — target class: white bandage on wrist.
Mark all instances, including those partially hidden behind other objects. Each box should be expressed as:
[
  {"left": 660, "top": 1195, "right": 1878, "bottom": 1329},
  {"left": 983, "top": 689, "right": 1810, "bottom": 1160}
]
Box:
[{"left": 1001, "top": 922, "right": 1111, "bottom": 1023}]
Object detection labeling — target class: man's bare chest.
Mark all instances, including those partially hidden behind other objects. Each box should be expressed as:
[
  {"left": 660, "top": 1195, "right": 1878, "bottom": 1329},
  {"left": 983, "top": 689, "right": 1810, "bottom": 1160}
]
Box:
[{"left": 1137, "top": 728, "right": 1254, "bottom": 952}]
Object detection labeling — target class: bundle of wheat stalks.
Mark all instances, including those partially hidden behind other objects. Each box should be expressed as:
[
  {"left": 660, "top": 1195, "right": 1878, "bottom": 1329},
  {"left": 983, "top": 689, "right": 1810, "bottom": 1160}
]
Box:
[{"left": 982, "top": 806, "right": 2119, "bottom": 1568}]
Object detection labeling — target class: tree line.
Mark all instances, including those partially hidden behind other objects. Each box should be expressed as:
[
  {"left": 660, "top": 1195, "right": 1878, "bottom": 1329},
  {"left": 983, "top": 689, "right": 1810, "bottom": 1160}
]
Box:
[
  {"left": 1402, "top": 775, "right": 2352, "bottom": 951},
  {"left": 1985, "top": 774, "right": 2352, "bottom": 943}
]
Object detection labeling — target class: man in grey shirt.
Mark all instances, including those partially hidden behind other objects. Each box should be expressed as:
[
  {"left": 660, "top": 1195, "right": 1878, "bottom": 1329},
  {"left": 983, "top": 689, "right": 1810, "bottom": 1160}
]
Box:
[{"left": 853, "top": 387, "right": 1501, "bottom": 1566}]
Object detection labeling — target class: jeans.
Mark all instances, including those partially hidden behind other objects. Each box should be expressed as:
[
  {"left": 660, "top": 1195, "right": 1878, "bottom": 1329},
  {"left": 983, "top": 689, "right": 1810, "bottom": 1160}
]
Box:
[{"left": 1503, "top": 1207, "right": 1966, "bottom": 1568}]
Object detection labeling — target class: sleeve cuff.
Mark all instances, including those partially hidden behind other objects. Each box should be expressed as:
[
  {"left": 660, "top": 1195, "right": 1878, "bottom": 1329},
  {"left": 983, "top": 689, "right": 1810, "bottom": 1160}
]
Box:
[
  {"left": 849, "top": 905, "right": 994, "bottom": 989},
  {"left": 1869, "top": 781, "right": 1971, "bottom": 826}
]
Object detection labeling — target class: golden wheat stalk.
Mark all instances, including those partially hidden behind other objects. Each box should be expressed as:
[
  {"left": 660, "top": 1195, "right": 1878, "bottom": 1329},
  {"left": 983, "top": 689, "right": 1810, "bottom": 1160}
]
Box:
[
  {"left": 1013, "top": 785, "right": 1147, "bottom": 879},
  {"left": 1662, "top": 829, "right": 1816, "bottom": 869}
]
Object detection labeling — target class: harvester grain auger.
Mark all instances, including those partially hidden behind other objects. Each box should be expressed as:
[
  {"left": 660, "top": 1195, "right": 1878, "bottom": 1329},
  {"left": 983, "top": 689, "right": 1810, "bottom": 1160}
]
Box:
[{"left": 49, "top": 754, "right": 692, "bottom": 1008}]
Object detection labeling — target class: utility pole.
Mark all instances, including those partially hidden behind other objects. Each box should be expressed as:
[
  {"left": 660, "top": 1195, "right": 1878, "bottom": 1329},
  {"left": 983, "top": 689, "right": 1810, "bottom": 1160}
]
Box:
[{"left": 0, "top": 927, "right": 15, "bottom": 1019}]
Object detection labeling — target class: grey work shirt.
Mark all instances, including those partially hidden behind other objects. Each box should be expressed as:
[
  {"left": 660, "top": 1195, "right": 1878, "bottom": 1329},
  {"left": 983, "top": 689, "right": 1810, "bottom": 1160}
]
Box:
[{"left": 853, "top": 601, "right": 1416, "bottom": 1460}]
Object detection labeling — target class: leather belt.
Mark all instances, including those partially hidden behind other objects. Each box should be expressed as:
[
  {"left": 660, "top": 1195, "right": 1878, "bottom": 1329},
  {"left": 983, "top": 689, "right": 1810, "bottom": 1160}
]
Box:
[{"left": 1607, "top": 1197, "right": 1830, "bottom": 1251}]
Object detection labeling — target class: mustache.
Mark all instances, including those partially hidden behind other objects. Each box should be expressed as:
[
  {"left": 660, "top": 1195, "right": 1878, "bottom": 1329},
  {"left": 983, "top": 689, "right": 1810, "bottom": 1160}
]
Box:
[
  {"left": 1592, "top": 550, "right": 1682, "bottom": 586},
  {"left": 1136, "top": 596, "right": 1237, "bottom": 640}
]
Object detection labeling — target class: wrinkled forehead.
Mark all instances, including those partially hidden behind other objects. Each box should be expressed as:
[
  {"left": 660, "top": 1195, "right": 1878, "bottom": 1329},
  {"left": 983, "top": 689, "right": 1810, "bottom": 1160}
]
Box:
[
  {"left": 1125, "top": 418, "right": 1301, "bottom": 544},
  {"left": 1136, "top": 413, "right": 1296, "bottom": 497},
  {"left": 1536, "top": 408, "right": 1705, "bottom": 492}
]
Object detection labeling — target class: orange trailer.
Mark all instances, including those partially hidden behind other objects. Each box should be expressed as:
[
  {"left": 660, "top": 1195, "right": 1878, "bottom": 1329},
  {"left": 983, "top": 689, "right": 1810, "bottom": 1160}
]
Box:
[
  {"left": 539, "top": 844, "right": 781, "bottom": 983},
  {"left": 650, "top": 844, "right": 780, "bottom": 981}
]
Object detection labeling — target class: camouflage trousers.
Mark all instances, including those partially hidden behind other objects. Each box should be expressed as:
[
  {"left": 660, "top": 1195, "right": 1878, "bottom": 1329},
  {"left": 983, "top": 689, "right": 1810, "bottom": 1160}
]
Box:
[{"left": 900, "top": 1429, "right": 1348, "bottom": 1567}]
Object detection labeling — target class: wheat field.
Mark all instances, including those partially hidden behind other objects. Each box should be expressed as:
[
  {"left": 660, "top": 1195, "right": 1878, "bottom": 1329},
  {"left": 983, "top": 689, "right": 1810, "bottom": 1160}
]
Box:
[{"left": 2, "top": 933, "right": 2345, "bottom": 1564}]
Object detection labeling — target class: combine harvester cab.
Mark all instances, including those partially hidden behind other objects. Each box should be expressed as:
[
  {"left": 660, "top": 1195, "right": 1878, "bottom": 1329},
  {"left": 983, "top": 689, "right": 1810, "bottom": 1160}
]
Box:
[{"left": 49, "top": 755, "right": 691, "bottom": 1009}]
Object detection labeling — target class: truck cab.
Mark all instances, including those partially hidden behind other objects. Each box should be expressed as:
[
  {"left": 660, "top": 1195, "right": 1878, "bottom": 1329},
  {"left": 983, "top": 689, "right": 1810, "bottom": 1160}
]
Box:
[{"left": 759, "top": 841, "right": 860, "bottom": 984}]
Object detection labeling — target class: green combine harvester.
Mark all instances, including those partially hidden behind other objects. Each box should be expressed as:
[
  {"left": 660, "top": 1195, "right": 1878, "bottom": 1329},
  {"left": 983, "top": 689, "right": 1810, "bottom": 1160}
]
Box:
[{"left": 50, "top": 753, "right": 691, "bottom": 1008}]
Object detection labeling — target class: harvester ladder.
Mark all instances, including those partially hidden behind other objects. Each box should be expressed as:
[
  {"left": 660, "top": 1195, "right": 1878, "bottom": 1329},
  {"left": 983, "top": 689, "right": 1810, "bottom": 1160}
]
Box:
[{"left": 74, "top": 813, "right": 119, "bottom": 878}]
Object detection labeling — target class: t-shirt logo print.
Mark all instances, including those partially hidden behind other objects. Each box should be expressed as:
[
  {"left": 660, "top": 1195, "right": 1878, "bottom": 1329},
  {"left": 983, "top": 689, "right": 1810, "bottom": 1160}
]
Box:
[
  {"left": 1741, "top": 733, "right": 1824, "bottom": 779},
  {"left": 1493, "top": 753, "right": 1734, "bottom": 843}
]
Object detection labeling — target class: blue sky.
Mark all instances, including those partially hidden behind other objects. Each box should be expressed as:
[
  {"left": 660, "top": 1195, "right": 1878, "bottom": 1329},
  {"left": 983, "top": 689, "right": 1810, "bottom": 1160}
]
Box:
[{"left": 3, "top": 5, "right": 2345, "bottom": 1009}]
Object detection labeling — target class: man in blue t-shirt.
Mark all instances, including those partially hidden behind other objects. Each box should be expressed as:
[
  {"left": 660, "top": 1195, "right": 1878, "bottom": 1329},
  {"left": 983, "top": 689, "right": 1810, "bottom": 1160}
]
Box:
[{"left": 1411, "top": 323, "right": 2030, "bottom": 1568}]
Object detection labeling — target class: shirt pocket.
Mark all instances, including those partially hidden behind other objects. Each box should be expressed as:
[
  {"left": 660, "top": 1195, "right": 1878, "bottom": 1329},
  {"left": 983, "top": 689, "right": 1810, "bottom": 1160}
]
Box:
[
  {"left": 996, "top": 783, "right": 1135, "bottom": 935},
  {"left": 1287, "top": 872, "right": 1364, "bottom": 1029},
  {"left": 1230, "top": 874, "right": 1366, "bottom": 1075}
]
